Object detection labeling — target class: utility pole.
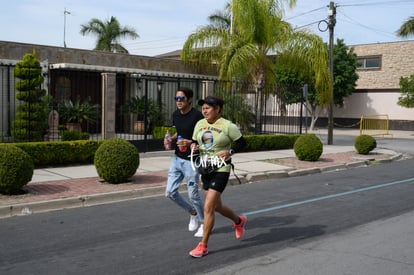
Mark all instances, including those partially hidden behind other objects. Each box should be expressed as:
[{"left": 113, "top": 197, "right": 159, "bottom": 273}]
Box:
[
  {"left": 327, "top": 1, "right": 336, "bottom": 145},
  {"left": 63, "top": 8, "right": 71, "bottom": 48}
]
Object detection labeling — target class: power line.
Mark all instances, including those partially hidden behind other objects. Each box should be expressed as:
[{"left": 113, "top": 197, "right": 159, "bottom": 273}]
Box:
[
  {"left": 124, "top": 36, "right": 187, "bottom": 46},
  {"left": 286, "top": 0, "right": 414, "bottom": 41},
  {"left": 293, "top": 20, "right": 325, "bottom": 30},
  {"left": 123, "top": 35, "right": 188, "bottom": 55},
  {"left": 338, "top": 9, "right": 396, "bottom": 39},
  {"left": 338, "top": 0, "right": 414, "bottom": 7},
  {"left": 285, "top": 6, "right": 326, "bottom": 21}
]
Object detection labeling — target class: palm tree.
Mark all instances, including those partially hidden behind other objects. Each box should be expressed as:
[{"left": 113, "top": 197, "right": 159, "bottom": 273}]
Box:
[
  {"left": 181, "top": 0, "right": 331, "bottom": 126},
  {"left": 80, "top": 16, "right": 139, "bottom": 53},
  {"left": 207, "top": 7, "right": 231, "bottom": 31},
  {"left": 397, "top": 16, "right": 414, "bottom": 38}
]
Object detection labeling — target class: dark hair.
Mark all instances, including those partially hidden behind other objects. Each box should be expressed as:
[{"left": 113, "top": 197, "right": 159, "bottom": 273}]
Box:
[
  {"left": 197, "top": 96, "right": 224, "bottom": 109},
  {"left": 177, "top": 87, "right": 194, "bottom": 99}
]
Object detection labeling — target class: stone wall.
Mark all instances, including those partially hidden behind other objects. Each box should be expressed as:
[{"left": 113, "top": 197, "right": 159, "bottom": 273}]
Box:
[
  {"left": 334, "top": 40, "right": 414, "bottom": 122},
  {"left": 352, "top": 40, "right": 414, "bottom": 89}
]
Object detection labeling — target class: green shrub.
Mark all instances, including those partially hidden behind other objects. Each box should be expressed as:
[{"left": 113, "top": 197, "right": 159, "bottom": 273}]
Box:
[
  {"left": 242, "top": 134, "right": 299, "bottom": 152},
  {"left": 0, "top": 145, "right": 34, "bottom": 194},
  {"left": 94, "top": 138, "right": 140, "bottom": 184},
  {"left": 4, "top": 134, "right": 299, "bottom": 169},
  {"left": 61, "top": 130, "right": 90, "bottom": 141},
  {"left": 293, "top": 134, "right": 323, "bottom": 161},
  {"left": 14, "top": 140, "right": 103, "bottom": 167},
  {"left": 11, "top": 52, "right": 47, "bottom": 142},
  {"left": 262, "top": 134, "right": 297, "bottom": 149},
  {"left": 354, "top": 134, "right": 376, "bottom": 155},
  {"left": 152, "top": 126, "right": 177, "bottom": 139},
  {"left": 244, "top": 135, "right": 266, "bottom": 151}
]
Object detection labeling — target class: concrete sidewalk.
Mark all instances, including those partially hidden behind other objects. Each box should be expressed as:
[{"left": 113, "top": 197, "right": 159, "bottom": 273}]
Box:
[{"left": 26, "top": 128, "right": 414, "bottom": 184}]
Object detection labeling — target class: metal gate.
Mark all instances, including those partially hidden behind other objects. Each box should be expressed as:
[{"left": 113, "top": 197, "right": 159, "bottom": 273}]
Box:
[{"left": 1, "top": 64, "right": 303, "bottom": 150}]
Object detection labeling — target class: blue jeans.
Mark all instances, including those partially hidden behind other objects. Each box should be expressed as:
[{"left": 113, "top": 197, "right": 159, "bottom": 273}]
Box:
[{"left": 166, "top": 157, "right": 204, "bottom": 222}]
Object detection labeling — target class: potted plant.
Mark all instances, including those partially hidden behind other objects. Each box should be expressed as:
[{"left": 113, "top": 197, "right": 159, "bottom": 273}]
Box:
[
  {"left": 123, "top": 96, "right": 164, "bottom": 134},
  {"left": 59, "top": 96, "right": 100, "bottom": 132}
]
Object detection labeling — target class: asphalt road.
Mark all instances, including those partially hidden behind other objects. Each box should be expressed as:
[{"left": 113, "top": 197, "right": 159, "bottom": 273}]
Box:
[{"left": 1, "top": 156, "right": 414, "bottom": 274}]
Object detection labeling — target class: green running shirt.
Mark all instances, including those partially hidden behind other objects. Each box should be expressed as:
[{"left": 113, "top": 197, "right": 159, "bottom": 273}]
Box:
[{"left": 192, "top": 117, "right": 242, "bottom": 172}]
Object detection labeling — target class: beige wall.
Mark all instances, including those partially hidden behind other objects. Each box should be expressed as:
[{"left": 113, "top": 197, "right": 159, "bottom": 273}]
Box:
[
  {"left": 335, "top": 92, "right": 413, "bottom": 120},
  {"left": 335, "top": 40, "right": 414, "bottom": 121},
  {"left": 352, "top": 40, "right": 414, "bottom": 89}
]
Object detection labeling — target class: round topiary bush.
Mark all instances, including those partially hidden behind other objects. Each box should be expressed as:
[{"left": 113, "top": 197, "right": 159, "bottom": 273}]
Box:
[
  {"left": 94, "top": 138, "right": 139, "bottom": 184},
  {"left": 293, "top": 134, "right": 323, "bottom": 161},
  {"left": 0, "top": 145, "right": 34, "bottom": 194},
  {"left": 354, "top": 134, "right": 376, "bottom": 155}
]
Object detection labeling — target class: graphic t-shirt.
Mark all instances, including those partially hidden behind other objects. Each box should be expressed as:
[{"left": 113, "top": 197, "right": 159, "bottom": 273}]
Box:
[{"left": 192, "top": 117, "right": 242, "bottom": 172}]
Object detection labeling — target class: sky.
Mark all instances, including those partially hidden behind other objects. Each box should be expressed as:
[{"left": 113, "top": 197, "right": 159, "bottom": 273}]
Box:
[{"left": 1, "top": 0, "right": 414, "bottom": 57}]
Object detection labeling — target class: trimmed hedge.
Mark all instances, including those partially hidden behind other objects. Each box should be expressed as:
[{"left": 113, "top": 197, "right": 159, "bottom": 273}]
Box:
[
  {"left": 2, "top": 134, "right": 301, "bottom": 169},
  {"left": 293, "top": 134, "right": 323, "bottom": 161},
  {"left": 152, "top": 126, "right": 177, "bottom": 139},
  {"left": 354, "top": 134, "right": 377, "bottom": 155},
  {"left": 61, "top": 131, "right": 90, "bottom": 141},
  {"left": 0, "top": 145, "right": 34, "bottom": 194},
  {"left": 243, "top": 134, "right": 300, "bottom": 152},
  {"left": 13, "top": 140, "right": 103, "bottom": 167},
  {"left": 94, "top": 138, "right": 140, "bottom": 184}
]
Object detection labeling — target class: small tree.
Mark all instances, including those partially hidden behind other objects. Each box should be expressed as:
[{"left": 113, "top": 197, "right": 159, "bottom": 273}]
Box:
[
  {"left": 275, "top": 39, "right": 359, "bottom": 131},
  {"left": 332, "top": 39, "right": 359, "bottom": 107},
  {"left": 398, "top": 75, "right": 414, "bottom": 108},
  {"left": 214, "top": 84, "right": 255, "bottom": 134},
  {"left": 122, "top": 96, "right": 165, "bottom": 133},
  {"left": 59, "top": 96, "right": 100, "bottom": 124},
  {"left": 11, "top": 52, "right": 47, "bottom": 142}
]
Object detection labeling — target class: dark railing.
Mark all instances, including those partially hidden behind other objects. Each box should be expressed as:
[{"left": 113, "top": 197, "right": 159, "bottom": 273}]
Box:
[{"left": 1, "top": 65, "right": 303, "bottom": 150}]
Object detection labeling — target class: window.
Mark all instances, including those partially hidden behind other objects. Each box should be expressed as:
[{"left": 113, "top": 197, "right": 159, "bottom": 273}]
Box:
[{"left": 357, "top": 56, "right": 381, "bottom": 70}]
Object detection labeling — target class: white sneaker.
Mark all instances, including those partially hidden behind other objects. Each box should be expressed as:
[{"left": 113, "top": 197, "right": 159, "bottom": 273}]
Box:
[
  {"left": 194, "top": 224, "right": 203, "bottom": 237},
  {"left": 189, "top": 215, "right": 199, "bottom": 231}
]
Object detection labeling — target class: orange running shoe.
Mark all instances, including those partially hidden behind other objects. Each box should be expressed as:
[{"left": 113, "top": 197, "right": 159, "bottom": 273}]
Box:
[
  {"left": 233, "top": 215, "right": 247, "bottom": 239},
  {"left": 189, "top": 242, "right": 208, "bottom": 258}
]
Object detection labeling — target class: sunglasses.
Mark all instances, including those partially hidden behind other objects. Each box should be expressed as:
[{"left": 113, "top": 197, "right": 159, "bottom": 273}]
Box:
[{"left": 175, "top": 96, "right": 186, "bottom": 102}]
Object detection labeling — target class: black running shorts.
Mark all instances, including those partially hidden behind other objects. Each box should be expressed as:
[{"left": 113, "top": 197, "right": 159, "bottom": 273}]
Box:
[{"left": 201, "top": 172, "right": 230, "bottom": 193}]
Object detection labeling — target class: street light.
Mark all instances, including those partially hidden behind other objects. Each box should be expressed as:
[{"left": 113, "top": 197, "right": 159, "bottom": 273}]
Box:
[
  {"left": 157, "top": 81, "right": 164, "bottom": 112},
  {"left": 63, "top": 8, "right": 71, "bottom": 48},
  {"left": 157, "top": 81, "right": 163, "bottom": 94}
]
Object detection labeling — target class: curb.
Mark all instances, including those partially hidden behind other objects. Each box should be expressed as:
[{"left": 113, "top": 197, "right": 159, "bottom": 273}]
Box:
[
  {"left": 0, "top": 153, "right": 404, "bottom": 219},
  {"left": 0, "top": 184, "right": 186, "bottom": 219}
]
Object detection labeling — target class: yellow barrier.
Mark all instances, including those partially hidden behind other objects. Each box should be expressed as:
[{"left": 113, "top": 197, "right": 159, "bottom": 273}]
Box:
[{"left": 359, "top": 114, "right": 393, "bottom": 137}]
